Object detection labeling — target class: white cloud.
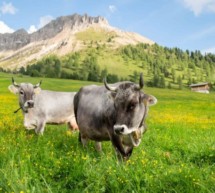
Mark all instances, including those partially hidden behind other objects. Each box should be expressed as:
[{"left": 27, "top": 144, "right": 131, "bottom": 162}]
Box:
[
  {"left": 0, "top": 20, "right": 14, "bottom": 33},
  {"left": 109, "top": 5, "right": 117, "bottom": 13},
  {"left": 182, "top": 0, "right": 215, "bottom": 16},
  {"left": 38, "top": 15, "right": 54, "bottom": 28},
  {"left": 0, "top": 2, "right": 17, "bottom": 15},
  {"left": 27, "top": 25, "right": 37, "bottom": 34},
  {"left": 27, "top": 15, "right": 54, "bottom": 34}
]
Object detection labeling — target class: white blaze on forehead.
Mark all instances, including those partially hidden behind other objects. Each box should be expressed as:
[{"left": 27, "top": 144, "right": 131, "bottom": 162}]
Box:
[
  {"left": 20, "top": 83, "right": 33, "bottom": 87},
  {"left": 19, "top": 83, "right": 34, "bottom": 92}
]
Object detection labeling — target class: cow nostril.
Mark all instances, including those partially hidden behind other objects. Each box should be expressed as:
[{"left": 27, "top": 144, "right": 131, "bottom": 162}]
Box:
[
  {"left": 120, "top": 127, "right": 124, "bottom": 132},
  {"left": 114, "top": 125, "right": 127, "bottom": 134},
  {"left": 27, "top": 101, "right": 34, "bottom": 107}
]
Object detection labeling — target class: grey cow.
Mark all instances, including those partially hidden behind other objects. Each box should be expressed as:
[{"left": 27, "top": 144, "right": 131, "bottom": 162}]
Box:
[
  {"left": 8, "top": 78, "right": 78, "bottom": 134},
  {"left": 74, "top": 74, "right": 157, "bottom": 159}
]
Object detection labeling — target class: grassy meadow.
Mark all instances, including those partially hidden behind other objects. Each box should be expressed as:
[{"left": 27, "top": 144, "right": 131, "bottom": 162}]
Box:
[{"left": 0, "top": 72, "right": 214, "bottom": 193}]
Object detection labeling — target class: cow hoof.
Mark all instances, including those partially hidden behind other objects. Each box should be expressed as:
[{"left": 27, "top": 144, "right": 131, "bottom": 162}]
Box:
[{"left": 35, "top": 129, "right": 44, "bottom": 135}]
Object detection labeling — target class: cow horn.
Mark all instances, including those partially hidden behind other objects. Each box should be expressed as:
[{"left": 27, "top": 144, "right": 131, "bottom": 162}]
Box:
[
  {"left": 104, "top": 78, "right": 117, "bottom": 92},
  {"left": 12, "top": 77, "right": 20, "bottom": 88},
  {"left": 34, "top": 80, "right": 42, "bottom": 88},
  {"left": 139, "top": 73, "right": 144, "bottom": 89}
]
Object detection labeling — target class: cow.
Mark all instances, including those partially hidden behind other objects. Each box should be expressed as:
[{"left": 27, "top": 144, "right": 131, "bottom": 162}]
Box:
[
  {"left": 8, "top": 78, "right": 78, "bottom": 134},
  {"left": 74, "top": 74, "right": 157, "bottom": 160}
]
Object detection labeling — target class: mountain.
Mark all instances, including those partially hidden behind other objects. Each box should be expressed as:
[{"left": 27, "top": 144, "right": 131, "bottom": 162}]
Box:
[{"left": 0, "top": 14, "right": 154, "bottom": 69}]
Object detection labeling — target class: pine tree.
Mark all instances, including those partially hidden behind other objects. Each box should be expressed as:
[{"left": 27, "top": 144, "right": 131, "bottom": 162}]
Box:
[{"left": 177, "top": 75, "right": 183, "bottom": 90}]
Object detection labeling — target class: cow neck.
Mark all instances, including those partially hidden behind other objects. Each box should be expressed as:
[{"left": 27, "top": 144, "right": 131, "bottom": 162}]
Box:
[
  {"left": 22, "top": 107, "right": 29, "bottom": 114},
  {"left": 21, "top": 103, "right": 29, "bottom": 113}
]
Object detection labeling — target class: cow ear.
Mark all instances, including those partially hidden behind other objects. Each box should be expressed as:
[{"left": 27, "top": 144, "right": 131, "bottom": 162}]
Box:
[
  {"left": 8, "top": 85, "right": 19, "bottom": 94},
  {"left": 142, "top": 94, "right": 157, "bottom": 106},
  {"left": 34, "top": 87, "right": 41, "bottom": 94}
]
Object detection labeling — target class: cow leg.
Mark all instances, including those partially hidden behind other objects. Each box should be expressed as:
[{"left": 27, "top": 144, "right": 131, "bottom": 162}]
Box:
[
  {"left": 67, "top": 122, "right": 76, "bottom": 132},
  {"left": 78, "top": 132, "right": 81, "bottom": 142},
  {"left": 95, "top": 142, "right": 102, "bottom": 152},
  {"left": 80, "top": 133, "right": 89, "bottom": 147},
  {"left": 35, "top": 121, "right": 45, "bottom": 135}
]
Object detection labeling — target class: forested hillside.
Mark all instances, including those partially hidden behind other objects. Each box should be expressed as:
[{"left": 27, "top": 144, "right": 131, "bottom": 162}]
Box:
[
  {"left": 121, "top": 44, "right": 215, "bottom": 89},
  {"left": 8, "top": 43, "right": 215, "bottom": 89}
]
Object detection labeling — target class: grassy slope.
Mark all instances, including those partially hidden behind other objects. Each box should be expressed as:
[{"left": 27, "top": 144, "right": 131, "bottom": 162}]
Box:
[
  {"left": 0, "top": 73, "right": 214, "bottom": 193},
  {"left": 75, "top": 27, "right": 116, "bottom": 42},
  {"left": 74, "top": 28, "right": 148, "bottom": 79},
  {"left": 97, "top": 50, "right": 146, "bottom": 78},
  {"left": 63, "top": 47, "right": 149, "bottom": 81}
]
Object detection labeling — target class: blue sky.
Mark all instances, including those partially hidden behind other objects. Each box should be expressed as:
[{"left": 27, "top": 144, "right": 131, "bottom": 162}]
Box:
[{"left": 1, "top": 0, "right": 215, "bottom": 54}]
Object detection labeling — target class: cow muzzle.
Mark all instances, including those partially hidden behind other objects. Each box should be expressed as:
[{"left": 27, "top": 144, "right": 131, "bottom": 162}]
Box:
[
  {"left": 114, "top": 124, "right": 137, "bottom": 135},
  {"left": 114, "top": 125, "right": 126, "bottom": 135},
  {"left": 24, "top": 100, "right": 34, "bottom": 108}
]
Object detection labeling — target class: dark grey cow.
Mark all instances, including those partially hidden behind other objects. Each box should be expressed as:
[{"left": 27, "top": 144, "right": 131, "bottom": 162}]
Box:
[
  {"left": 8, "top": 78, "right": 78, "bottom": 134},
  {"left": 74, "top": 74, "right": 157, "bottom": 159}
]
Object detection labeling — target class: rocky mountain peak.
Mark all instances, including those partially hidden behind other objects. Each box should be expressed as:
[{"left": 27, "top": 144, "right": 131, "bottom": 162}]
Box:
[
  {"left": 0, "top": 14, "right": 109, "bottom": 51},
  {"left": 0, "top": 13, "right": 154, "bottom": 69},
  {"left": 0, "top": 28, "right": 30, "bottom": 50},
  {"left": 13, "top": 28, "right": 28, "bottom": 35}
]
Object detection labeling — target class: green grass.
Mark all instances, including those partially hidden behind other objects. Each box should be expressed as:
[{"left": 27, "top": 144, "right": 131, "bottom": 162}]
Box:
[
  {"left": 75, "top": 27, "right": 116, "bottom": 42},
  {"left": 0, "top": 72, "right": 214, "bottom": 193},
  {"left": 97, "top": 50, "right": 147, "bottom": 78}
]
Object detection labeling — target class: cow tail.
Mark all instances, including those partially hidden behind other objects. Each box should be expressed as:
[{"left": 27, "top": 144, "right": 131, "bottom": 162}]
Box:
[{"left": 73, "top": 92, "right": 80, "bottom": 124}]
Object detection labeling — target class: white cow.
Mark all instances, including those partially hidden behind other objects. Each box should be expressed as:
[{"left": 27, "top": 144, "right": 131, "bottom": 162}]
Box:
[{"left": 9, "top": 78, "right": 78, "bottom": 134}]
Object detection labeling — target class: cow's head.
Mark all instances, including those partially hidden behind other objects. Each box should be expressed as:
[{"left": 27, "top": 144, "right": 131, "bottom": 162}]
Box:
[
  {"left": 8, "top": 78, "right": 42, "bottom": 112},
  {"left": 104, "top": 73, "right": 157, "bottom": 147}
]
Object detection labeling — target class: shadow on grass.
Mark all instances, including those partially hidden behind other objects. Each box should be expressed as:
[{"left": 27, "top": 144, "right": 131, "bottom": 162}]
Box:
[{"left": 190, "top": 151, "right": 215, "bottom": 166}]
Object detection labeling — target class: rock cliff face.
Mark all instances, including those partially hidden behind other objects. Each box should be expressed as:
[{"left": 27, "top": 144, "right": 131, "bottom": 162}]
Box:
[
  {"left": 0, "top": 29, "right": 30, "bottom": 50},
  {"left": 0, "top": 14, "right": 108, "bottom": 51}
]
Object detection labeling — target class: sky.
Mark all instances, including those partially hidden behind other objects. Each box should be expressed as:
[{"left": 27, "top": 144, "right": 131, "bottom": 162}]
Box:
[{"left": 0, "top": 0, "right": 215, "bottom": 54}]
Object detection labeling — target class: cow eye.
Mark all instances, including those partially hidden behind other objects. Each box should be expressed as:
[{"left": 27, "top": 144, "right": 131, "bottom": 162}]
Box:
[
  {"left": 20, "top": 91, "right": 24, "bottom": 95},
  {"left": 128, "top": 103, "right": 137, "bottom": 111}
]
